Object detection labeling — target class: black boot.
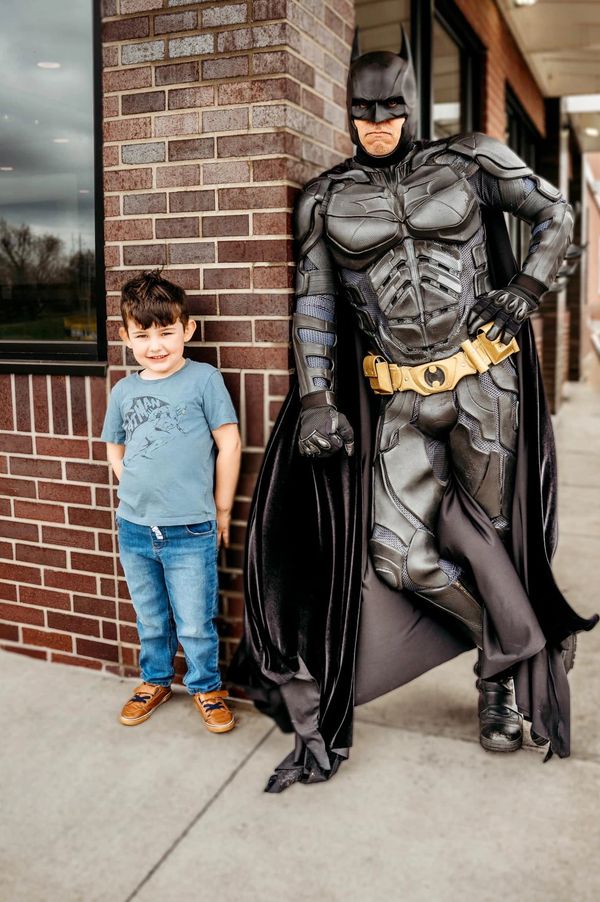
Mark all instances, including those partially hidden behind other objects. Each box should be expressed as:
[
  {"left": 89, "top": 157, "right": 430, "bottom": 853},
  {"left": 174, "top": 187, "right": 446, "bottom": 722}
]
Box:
[{"left": 476, "top": 667, "right": 523, "bottom": 753}]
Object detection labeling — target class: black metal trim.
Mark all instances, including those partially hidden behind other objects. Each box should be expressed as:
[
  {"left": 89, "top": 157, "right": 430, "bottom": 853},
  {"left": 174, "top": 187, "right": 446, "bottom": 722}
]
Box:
[
  {"left": 411, "top": 0, "right": 434, "bottom": 140},
  {"left": 0, "top": 359, "right": 108, "bottom": 376},
  {"left": 0, "top": 0, "right": 107, "bottom": 368}
]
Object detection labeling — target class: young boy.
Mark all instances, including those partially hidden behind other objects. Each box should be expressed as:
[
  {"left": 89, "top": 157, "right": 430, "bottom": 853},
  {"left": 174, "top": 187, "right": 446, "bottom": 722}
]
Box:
[{"left": 101, "top": 270, "right": 241, "bottom": 733}]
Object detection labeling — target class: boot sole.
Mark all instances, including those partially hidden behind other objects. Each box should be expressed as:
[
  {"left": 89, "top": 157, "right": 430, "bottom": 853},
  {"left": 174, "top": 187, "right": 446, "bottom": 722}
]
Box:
[
  {"left": 480, "top": 734, "right": 522, "bottom": 753},
  {"left": 202, "top": 717, "right": 236, "bottom": 734},
  {"left": 119, "top": 690, "right": 172, "bottom": 726}
]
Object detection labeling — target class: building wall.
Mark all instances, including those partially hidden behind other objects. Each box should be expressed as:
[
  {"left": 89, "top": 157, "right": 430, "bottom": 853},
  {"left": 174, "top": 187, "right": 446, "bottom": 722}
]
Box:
[
  {"left": 0, "top": 0, "right": 353, "bottom": 676},
  {"left": 454, "top": 0, "right": 546, "bottom": 140}
]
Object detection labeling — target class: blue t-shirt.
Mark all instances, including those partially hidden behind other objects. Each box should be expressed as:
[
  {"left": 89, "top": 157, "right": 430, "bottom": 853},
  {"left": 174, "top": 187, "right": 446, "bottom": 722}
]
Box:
[{"left": 100, "top": 359, "right": 238, "bottom": 526}]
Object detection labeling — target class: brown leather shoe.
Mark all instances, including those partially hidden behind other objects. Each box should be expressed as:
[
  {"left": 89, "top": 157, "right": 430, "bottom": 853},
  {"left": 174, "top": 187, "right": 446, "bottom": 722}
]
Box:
[
  {"left": 193, "top": 689, "right": 236, "bottom": 733},
  {"left": 119, "top": 682, "right": 172, "bottom": 726}
]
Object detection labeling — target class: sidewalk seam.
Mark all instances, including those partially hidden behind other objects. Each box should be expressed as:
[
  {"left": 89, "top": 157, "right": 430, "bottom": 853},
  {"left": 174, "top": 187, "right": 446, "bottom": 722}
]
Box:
[{"left": 123, "top": 724, "right": 275, "bottom": 902}]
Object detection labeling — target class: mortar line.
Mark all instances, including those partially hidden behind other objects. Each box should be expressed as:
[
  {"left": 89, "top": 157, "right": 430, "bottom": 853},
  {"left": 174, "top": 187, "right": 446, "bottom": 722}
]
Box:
[{"left": 123, "top": 724, "right": 275, "bottom": 902}]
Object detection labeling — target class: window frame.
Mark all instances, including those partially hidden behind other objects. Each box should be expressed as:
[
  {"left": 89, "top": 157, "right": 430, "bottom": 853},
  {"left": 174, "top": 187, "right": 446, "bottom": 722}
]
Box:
[{"left": 0, "top": 0, "right": 107, "bottom": 376}]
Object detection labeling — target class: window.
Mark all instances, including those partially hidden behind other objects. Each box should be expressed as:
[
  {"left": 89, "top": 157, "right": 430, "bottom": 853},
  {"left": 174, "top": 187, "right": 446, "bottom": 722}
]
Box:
[
  {"left": 506, "top": 86, "right": 539, "bottom": 264},
  {"left": 0, "top": 0, "right": 104, "bottom": 368},
  {"left": 432, "top": 1, "right": 483, "bottom": 140}
]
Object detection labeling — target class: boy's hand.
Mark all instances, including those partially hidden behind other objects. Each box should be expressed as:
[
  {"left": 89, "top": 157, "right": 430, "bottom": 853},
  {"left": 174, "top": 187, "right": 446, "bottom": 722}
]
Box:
[{"left": 217, "top": 509, "right": 232, "bottom": 548}]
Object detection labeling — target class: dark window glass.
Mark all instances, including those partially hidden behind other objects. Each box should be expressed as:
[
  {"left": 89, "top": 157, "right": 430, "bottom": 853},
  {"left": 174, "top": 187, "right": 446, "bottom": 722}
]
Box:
[
  {"left": 0, "top": 1, "right": 101, "bottom": 358},
  {"left": 432, "top": 20, "right": 461, "bottom": 139},
  {"left": 506, "top": 87, "right": 539, "bottom": 264}
]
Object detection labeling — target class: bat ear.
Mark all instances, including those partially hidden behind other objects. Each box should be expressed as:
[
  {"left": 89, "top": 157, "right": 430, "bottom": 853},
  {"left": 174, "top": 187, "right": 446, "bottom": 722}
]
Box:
[
  {"left": 351, "top": 27, "right": 361, "bottom": 61},
  {"left": 399, "top": 25, "right": 413, "bottom": 65}
]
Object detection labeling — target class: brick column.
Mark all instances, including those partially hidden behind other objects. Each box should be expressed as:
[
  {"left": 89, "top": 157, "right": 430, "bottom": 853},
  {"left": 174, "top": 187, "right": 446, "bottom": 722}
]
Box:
[{"left": 101, "top": 0, "right": 353, "bottom": 670}]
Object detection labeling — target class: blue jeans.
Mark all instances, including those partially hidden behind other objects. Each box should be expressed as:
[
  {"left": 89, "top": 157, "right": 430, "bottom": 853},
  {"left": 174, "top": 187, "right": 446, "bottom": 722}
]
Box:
[{"left": 116, "top": 516, "right": 221, "bottom": 694}]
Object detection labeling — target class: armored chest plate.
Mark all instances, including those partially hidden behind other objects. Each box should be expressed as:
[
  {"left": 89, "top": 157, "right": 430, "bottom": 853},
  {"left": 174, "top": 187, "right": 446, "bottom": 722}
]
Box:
[{"left": 324, "top": 164, "right": 481, "bottom": 271}]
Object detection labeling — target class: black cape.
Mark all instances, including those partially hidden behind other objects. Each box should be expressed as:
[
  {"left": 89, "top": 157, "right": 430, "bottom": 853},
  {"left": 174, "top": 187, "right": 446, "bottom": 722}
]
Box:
[{"left": 229, "top": 204, "right": 598, "bottom": 792}]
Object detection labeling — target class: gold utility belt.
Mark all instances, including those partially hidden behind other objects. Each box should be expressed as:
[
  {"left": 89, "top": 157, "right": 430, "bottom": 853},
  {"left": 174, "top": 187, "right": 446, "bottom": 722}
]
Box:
[{"left": 363, "top": 324, "right": 519, "bottom": 397}]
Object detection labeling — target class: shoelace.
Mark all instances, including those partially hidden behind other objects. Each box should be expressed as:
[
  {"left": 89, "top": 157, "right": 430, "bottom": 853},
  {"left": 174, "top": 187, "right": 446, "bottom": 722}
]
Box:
[
  {"left": 199, "top": 699, "right": 226, "bottom": 712},
  {"left": 130, "top": 693, "right": 153, "bottom": 704}
]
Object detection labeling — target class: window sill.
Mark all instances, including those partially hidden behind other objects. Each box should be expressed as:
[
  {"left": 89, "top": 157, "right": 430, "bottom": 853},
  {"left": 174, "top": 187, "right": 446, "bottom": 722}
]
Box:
[{"left": 0, "top": 359, "right": 108, "bottom": 376}]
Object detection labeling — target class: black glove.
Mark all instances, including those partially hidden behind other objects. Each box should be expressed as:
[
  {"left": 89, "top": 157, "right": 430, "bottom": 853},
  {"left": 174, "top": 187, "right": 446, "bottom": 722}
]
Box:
[
  {"left": 468, "top": 286, "right": 538, "bottom": 344},
  {"left": 298, "top": 397, "right": 354, "bottom": 458}
]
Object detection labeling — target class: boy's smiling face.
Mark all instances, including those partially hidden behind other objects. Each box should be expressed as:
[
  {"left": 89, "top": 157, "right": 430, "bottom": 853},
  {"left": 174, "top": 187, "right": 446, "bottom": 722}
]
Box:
[{"left": 119, "top": 316, "right": 196, "bottom": 379}]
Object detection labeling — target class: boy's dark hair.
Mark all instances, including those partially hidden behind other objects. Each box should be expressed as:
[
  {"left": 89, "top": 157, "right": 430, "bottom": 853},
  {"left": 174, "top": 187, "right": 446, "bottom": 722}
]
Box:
[{"left": 120, "top": 270, "right": 190, "bottom": 330}]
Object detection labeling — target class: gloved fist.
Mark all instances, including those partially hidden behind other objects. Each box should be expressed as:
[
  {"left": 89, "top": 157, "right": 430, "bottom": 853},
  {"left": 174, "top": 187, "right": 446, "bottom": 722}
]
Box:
[
  {"left": 468, "top": 287, "right": 538, "bottom": 344},
  {"left": 298, "top": 405, "right": 354, "bottom": 458}
]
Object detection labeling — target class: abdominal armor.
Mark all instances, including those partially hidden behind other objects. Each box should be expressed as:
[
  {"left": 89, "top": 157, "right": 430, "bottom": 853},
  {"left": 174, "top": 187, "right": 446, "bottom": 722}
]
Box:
[{"left": 293, "top": 136, "right": 571, "bottom": 647}]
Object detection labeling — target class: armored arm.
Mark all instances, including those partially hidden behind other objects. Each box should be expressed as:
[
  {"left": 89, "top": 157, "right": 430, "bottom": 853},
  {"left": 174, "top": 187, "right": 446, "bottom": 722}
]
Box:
[
  {"left": 449, "top": 134, "right": 573, "bottom": 341},
  {"left": 292, "top": 180, "right": 354, "bottom": 457}
]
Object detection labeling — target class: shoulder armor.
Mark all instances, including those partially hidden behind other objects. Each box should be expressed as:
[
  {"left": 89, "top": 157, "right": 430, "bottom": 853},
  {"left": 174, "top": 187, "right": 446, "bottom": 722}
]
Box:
[
  {"left": 447, "top": 132, "right": 533, "bottom": 179},
  {"left": 293, "top": 176, "right": 331, "bottom": 256}
]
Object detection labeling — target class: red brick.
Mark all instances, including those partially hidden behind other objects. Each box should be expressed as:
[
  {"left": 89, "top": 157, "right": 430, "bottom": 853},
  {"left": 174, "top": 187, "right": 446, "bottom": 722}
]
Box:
[
  {"left": 218, "top": 239, "right": 290, "bottom": 264},
  {"left": 76, "top": 638, "right": 119, "bottom": 663},
  {"left": 218, "top": 185, "right": 293, "bottom": 211},
  {"left": 155, "top": 61, "right": 199, "bottom": 85},
  {"left": 255, "top": 319, "right": 290, "bottom": 342},
  {"left": 122, "top": 91, "right": 165, "bottom": 115},
  {"left": 120, "top": 624, "right": 140, "bottom": 644},
  {"left": 36, "top": 437, "right": 90, "bottom": 458},
  {"left": 204, "top": 320, "right": 252, "bottom": 342},
  {"left": 50, "top": 376, "right": 69, "bottom": 435},
  {"left": 0, "top": 434, "right": 33, "bottom": 454},
  {"left": 102, "top": 46, "right": 119, "bottom": 68},
  {"left": 90, "top": 378, "right": 108, "bottom": 439},
  {"left": 94, "top": 487, "right": 113, "bottom": 508},
  {"left": 202, "top": 161, "right": 250, "bottom": 185},
  {"left": 203, "top": 268, "right": 251, "bottom": 291},
  {"left": 118, "top": 600, "right": 137, "bottom": 623},
  {"left": 0, "top": 520, "right": 39, "bottom": 542},
  {"left": 38, "top": 482, "right": 92, "bottom": 505},
  {"left": 0, "top": 541, "right": 13, "bottom": 559},
  {"left": 123, "top": 244, "right": 167, "bottom": 266},
  {"left": 74, "top": 595, "right": 116, "bottom": 619},
  {"left": 169, "top": 189, "right": 215, "bottom": 213},
  {"left": 245, "top": 374, "right": 264, "bottom": 446},
  {"left": 154, "top": 11, "right": 198, "bottom": 34},
  {"left": 44, "top": 569, "right": 97, "bottom": 595},
  {"left": 103, "top": 66, "right": 152, "bottom": 92},
  {"left": 168, "top": 243, "right": 215, "bottom": 265},
  {"left": 47, "top": 611, "right": 101, "bottom": 637},
  {"left": 186, "top": 347, "right": 218, "bottom": 366},
  {"left": 0, "top": 476, "right": 36, "bottom": 499},
  {"left": 220, "top": 347, "right": 289, "bottom": 369},
  {"left": 168, "top": 86, "right": 214, "bottom": 110},
  {"left": 102, "top": 620, "right": 118, "bottom": 641},
  {"left": 218, "top": 133, "right": 287, "bottom": 158},
  {"left": 51, "top": 652, "right": 103, "bottom": 670},
  {"left": 105, "top": 218, "right": 153, "bottom": 241},
  {"left": 22, "top": 627, "right": 73, "bottom": 652},
  {"left": 20, "top": 585, "right": 71, "bottom": 611},
  {"left": 103, "top": 17, "right": 149, "bottom": 43},
  {"left": 220, "top": 294, "right": 290, "bottom": 316},
  {"left": 104, "top": 118, "right": 152, "bottom": 142},
  {"left": 68, "top": 508, "right": 114, "bottom": 531},
  {"left": 105, "top": 169, "right": 153, "bottom": 192},
  {"left": 156, "top": 165, "right": 201, "bottom": 188},
  {"left": 252, "top": 158, "right": 288, "bottom": 181},
  {"left": 13, "top": 500, "right": 64, "bottom": 523},
  {"left": 65, "top": 463, "right": 110, "bottom": 484},
  {"left": 0, "top": 601, "right": 44, "bottom": 626},
  {"left": 0, "top": 376, "right": 14, "bottom": 429},
  {"left": 0, "top": 623, "right": 18, "bottom": 642},
  {"left": 155, "top": 217, "right": 198, "bottom": 239},
  {"left": 253, "top": 211, "right": 291, "bottom": 234},
  {"left": 202, "top": 56, "right": 248, "bottom": 81},
  {"left": 202, "top": 215, "right": 248, "bottom": 238},
  {"left": 186, "top": 295, "right": 218, "bottom": 316},
  {"left": 269, "top": 374, "right": 290, "bottom": 395},
  {"left": 16, "top": 544, "right": 67, "bottom": 568},
  {"left": 105, "top": 196, "right": 120, "bottom": 217},
  {"left": 123, "top": 193, "right": 167, "bottom": 215},
  {"left": 97, "top": 532, "right": 114, "bottom": 553},
  {"left": 167, "top": 137, "right": 214, "bottom": 161},
  {"left": 253, "top": 265, "right": 293, "bottom": 289},
  {"left": 154, "top": 112, "right": 198, "bottom": 137},
  {"left": 0, "top": 499, "right": 11, "bottom": 515},
  {"left": 42, "top": 526, "right": 95, "bottom": 550},
  {"left": 14, "top": 376, "right": 31, "bottom": 432},
  {"left": 10, "top": 455, "right": 62, "bottom": 479},
  {"left": 71, "top": 551, "right": 114, "bottom": 575},
  {"left": 0, "top": 581, "right": 17, "bottom": 602},
  {"left": 159, "top": 268, "right": 200, "bottom": 289}
]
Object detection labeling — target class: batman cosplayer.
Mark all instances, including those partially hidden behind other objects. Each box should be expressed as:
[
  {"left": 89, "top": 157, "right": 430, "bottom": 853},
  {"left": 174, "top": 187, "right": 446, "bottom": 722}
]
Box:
[{"left": 229, "top": 38, "right": 598, "bottom": 792}]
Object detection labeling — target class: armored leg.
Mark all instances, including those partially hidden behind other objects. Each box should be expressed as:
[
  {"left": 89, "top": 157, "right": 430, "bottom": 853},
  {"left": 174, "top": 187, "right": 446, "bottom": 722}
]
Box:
[{"left": 370, "top": 390, "right": 483, "bottom": 647}]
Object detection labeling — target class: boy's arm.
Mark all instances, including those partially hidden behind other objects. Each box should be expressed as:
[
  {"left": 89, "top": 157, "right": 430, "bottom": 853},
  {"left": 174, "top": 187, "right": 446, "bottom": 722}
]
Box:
[
  {"left": 211, "top": 422, "right": 241, "bottom": 548},
  {"left": 106, "top": 443, "right": 125, "bottom": 481}
]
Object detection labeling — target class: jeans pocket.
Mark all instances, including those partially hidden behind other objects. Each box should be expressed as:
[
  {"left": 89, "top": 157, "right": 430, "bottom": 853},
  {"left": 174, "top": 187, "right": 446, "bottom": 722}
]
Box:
[{"left": 185, "top": 521, "right": 215, "bottom": 536}]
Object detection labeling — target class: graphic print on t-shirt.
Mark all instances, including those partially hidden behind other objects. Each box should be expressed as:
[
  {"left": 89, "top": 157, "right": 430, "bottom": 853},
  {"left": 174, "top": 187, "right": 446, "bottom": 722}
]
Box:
[{"left": 123, "top": 396, "right": 189, "bottom": 460}]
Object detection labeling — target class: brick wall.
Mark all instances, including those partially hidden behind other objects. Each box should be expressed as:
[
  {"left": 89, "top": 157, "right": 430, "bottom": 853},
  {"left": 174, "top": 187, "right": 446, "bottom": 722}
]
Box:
[
  {"left": 455, "top": 0, "right": 545, "bottom": 140},
  {"left": 0, "top": 0, "right": 353, "bottom": 677}
]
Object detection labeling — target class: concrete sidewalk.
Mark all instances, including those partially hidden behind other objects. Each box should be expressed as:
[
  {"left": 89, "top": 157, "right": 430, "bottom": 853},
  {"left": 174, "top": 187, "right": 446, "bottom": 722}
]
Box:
[{"left": 1, "top": 383, "right": 599, "bottom": 902}]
